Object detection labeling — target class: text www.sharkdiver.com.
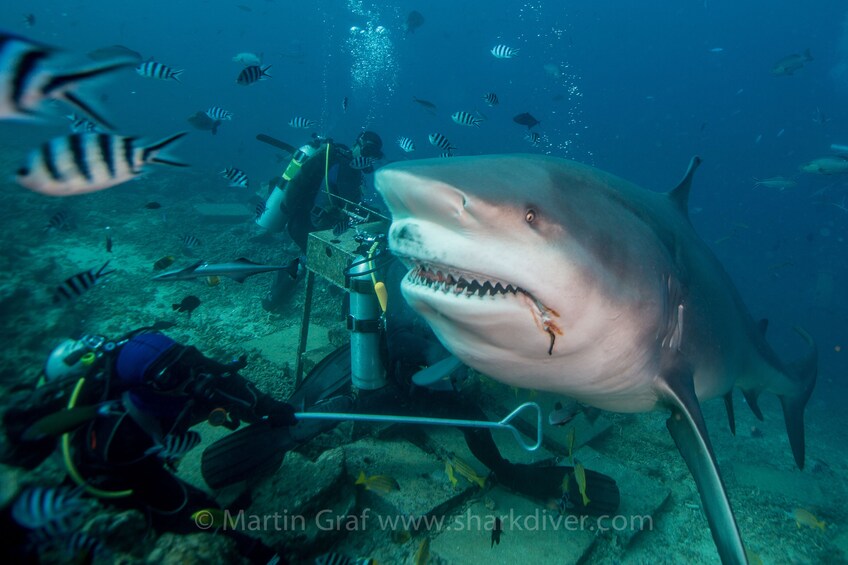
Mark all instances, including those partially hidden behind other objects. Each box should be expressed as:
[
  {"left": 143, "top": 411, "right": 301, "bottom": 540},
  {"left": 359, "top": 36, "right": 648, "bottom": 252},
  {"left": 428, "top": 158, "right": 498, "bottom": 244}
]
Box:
[{"left": 194, "top": 508, "right": 653, "bottom": 533}]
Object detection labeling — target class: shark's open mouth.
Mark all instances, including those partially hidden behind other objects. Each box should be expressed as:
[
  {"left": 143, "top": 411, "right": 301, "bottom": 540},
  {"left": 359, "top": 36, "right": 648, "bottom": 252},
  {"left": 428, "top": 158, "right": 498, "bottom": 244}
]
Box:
[
  {"left": 403, "top": 259, "right": 563, "bottom": 355},
  {"left": 406, "top": 261, "right": 522, "bottom": 298}
]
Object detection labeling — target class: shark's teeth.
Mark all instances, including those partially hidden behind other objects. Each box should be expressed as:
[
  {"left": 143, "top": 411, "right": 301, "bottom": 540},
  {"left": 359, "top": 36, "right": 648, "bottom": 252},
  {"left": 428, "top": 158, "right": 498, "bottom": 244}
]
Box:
[{"left": 409, "top": 263, "right": 518, "bottom": 297}]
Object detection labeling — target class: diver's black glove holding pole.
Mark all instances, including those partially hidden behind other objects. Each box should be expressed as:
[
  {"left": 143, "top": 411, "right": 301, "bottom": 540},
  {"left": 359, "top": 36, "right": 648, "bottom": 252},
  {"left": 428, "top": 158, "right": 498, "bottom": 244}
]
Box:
[{"left": 194, "top": 369, "right": 297, "bottom": 428}]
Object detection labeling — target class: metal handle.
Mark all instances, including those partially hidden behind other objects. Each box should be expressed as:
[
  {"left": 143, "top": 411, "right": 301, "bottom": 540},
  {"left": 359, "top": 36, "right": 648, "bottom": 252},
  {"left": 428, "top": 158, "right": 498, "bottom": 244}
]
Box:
[{"left": 293, "top": 401, "right": 543, "bottom": 452}]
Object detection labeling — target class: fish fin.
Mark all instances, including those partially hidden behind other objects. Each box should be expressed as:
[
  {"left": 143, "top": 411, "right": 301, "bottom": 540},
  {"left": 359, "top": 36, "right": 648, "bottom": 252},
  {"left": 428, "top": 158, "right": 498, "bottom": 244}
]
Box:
[
  {"left": 804, "top": 48, "right": 813, "bottom": 61},
  {"left": 171, "top": 69, "right": 184, "bottom": 83},
  {"left": 667, "top": 156, "right": 702, "bottom": 220},
  {"left": 97, "top": 260, "right": 116, "bottom": 278},
  {"left": 779, "top": 327, "right": 817, "bottom": 469},
  {"left": 151, "top": 157, "right": 189, "bottom": 168},
  {"left": 658, "top": 362, "right": 748, "bottom": 565},
  {"left": 142, "top": 132, "right": 188, "bottom": 162},
  {"left": 742, "top": 389, "right": 764, "bottom": 420},
  {"left": 226, "top": 273, "right": 250, "bottom": 283},
  {"left": 61, "top": 91, "right": 115, "bottom": 131},
  {"left": 723, "top": 391, "right": 736, "bottom": 435},
  {"left": 42, "top": 60, "right": 134, "bottom": 95},
  {"left": 411, "top": 355, "right": 462, "bottom": 387}
]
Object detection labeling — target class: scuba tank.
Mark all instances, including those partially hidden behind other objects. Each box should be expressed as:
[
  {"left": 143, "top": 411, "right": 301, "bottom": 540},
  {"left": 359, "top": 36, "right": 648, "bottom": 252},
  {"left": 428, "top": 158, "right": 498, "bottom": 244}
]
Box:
[
  {"left": 256, "top": 140, "right": 320, "bottom": 232},
  {"left": 347, "top": 254, "right": 387, "bottom": 390}
]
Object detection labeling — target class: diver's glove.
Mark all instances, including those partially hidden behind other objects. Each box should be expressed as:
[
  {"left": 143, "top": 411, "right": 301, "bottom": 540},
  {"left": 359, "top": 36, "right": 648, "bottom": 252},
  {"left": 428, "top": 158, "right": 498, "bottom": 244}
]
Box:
[{"left": 263, "top": 400, "right": 298, "bottom": 428}]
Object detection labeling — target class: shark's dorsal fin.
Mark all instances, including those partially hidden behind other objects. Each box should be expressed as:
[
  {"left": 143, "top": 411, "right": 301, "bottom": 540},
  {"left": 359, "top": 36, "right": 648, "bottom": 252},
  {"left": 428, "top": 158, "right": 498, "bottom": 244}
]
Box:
[{"left": 668, "top": 156, "right": 702, "bottom": 220}]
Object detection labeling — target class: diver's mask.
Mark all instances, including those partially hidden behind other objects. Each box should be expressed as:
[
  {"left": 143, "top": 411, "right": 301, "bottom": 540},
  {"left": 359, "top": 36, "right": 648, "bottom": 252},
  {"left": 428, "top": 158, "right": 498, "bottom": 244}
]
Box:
[{"left": 355, "top": 131, "right": 383, "bottom": 159}]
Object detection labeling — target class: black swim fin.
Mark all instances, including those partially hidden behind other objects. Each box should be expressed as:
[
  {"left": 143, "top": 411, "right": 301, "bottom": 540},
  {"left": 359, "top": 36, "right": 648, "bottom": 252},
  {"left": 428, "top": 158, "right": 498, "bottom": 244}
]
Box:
[
  {"left": 256, "top": 134, "right": 296, "bottom": 154},
  {"left": 201, "top": 345, "right": 354, "bottom": 490},
  {"left": 462, "top": 418, "right": 620, "bottom": 516}
]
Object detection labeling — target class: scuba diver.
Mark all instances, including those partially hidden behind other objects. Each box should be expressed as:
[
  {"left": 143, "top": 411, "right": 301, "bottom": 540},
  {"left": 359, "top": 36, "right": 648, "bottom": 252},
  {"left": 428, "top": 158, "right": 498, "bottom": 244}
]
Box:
[
  {"left": 0, "top": 328, "right": 301, "bottom": 564},
  {"left": 257, "top": 131, "right": 385, "bottom": 313},
  {"left": 257, "top": 130, "right": 384, "bottom": 254}
]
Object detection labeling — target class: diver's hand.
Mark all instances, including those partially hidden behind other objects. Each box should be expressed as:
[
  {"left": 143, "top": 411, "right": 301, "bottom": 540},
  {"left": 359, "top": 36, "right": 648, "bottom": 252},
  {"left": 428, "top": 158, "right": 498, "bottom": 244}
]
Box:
[{"left": 266, "top": 402, "right": 298, "bottom": 427}]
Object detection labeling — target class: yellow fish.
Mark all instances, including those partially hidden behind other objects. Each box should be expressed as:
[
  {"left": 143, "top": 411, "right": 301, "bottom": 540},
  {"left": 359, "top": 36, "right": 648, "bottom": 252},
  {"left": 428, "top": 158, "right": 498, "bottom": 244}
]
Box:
[
  {"left": 190, "top": 508, "right": 228, "bottom": 528},
  {"left": 205, "top": 275, "right": 220, "bottom": 287},
  {"left": 445, "top": 459, "right": 458, "bottom": 488},
  {"left": 355, "top": 471, "right": 400, "bottom": 494},
  {"left": 574, "top": 460, "right": 590, "bottom": 507},
  {"left": 413, "top": 537, "right": 430, "bottom": 565},
  {"left": 791, "top": 508, "right": 826, "bottom": 530},
  {"left": 566, "top": 427, "right": 576, "bottom": 459},
  {"left": 451, "top": 456, "right": 487, "bottom": 488}
]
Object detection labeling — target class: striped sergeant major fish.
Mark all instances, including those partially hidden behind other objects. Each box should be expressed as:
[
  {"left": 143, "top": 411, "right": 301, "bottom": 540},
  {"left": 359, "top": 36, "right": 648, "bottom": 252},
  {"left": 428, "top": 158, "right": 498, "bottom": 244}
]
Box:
[
  {"left": 428, "top": 132, "right": 455, "bottom": 151},
  {"left": 221, "top": 166, "right": 249, "bottom": 187},
  {"left": 180, "top": 234, "right": 201, "bottom": 248},
  {"left": 288, "top": 116, "right": 316, "bottom": 129},
  {"left": 206, "top": 106, "right": 232, "bottom": 121},
  {"left": 11, "top": 486, "right": 92, "bottom": 535},
  {"left": 66, "top": 113, "right": 100, "bottom": 133},
  {"left": 136, "top": 60, "right": 183, "bottom": 82},
  {"left": 16, "top": 131, "right": 188, "bottom": 197},
  {"left": 482, "top": 92, "right": 499, "bottom": 106},
  {"left": 237, "top": 64, "right": 271, "bottom": 85},
  {"left": 397, "top": 136, "right": 415, "bottom": 153},
  {"left": 526, "top": 131, "right": 541, "bottom": 146},
  {"left": 349, "top": 156, "right": 374, "bottom": 170},
  {"left": 451, "top": 111, "right": 483, "bottom": 127},
  {"left": 65, "top": 531, "right": 103, "bottom": 562},
  {"left": 490, "top": 44, "right": 519, "bottom": 59},
  {"left": 44, "top": 210, "right": 71, "bottom": 232},
  {"left": 0, "top": 30, "right": 133, "bottom": 129},
  {"left": 52, "top": 261, "right": 114, "bottom": 304},
  {"left": 145, "top": 431, "right": 202, "bottom": 465}
]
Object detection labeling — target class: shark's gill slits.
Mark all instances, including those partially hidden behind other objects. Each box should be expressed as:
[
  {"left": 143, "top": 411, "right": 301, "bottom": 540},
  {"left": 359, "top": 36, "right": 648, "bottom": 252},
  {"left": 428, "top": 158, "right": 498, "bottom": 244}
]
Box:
[{"left": 408, "top": 263, "right": 519, "bottom": 298}]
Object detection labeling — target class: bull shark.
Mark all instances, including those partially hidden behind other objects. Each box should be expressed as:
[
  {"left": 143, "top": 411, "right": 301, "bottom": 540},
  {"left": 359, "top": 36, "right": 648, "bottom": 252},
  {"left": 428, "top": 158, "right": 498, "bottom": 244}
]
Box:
[
  {"left": 152, "top": 257, "right": 298, "bottom": 283},
  {"left": 375, "top": 154, "right": 817, "bottom": 564}
]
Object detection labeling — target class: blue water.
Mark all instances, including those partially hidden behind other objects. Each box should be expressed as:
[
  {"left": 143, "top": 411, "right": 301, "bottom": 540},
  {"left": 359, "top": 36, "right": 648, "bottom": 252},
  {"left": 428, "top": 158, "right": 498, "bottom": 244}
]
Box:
[{"left": 2, "top": 0, "right": 847, "bottom": 561}]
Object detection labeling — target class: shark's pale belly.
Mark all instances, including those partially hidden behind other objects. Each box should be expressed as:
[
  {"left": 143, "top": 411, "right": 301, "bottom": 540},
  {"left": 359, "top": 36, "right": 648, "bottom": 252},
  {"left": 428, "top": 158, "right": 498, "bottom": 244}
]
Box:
[{"left": 400, "top": 273, "right": 664, "bottom": 413}]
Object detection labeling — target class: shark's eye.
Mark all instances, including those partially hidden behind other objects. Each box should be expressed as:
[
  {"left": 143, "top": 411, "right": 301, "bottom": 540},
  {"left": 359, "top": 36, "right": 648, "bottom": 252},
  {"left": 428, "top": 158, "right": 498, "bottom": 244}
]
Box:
[{"left": 525, "top": 209, "right": 537, "bottom": 223}]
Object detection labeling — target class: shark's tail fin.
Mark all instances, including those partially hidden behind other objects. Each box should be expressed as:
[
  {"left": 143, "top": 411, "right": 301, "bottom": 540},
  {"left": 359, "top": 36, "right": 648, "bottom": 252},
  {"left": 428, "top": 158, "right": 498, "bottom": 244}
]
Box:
[{"left": 779, "top": 326, "right": 817, "bottom": 470}]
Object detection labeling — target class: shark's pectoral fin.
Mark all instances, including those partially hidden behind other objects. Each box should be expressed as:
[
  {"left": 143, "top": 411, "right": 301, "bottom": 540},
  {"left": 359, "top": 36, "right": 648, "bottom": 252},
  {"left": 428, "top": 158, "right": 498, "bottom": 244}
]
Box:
[{"left": 659, "top": 365, "right": 748, "bottom": 565}]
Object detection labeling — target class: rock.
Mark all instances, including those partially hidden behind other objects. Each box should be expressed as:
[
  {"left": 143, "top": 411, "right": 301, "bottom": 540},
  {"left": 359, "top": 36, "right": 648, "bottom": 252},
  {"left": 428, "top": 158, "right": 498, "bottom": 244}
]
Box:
[
  {"left": 247, "top": 447, "right": 353, "bottom": 552},
  {"left": 145, "top": 532, "right": 244, "bottom": 565}
]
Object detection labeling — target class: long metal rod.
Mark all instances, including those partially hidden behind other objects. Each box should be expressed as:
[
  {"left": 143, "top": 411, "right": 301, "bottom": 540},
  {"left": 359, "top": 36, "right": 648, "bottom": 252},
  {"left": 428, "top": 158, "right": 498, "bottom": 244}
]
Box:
[{"left": 293, "top": 402, "right": 543, "bottom": 451}]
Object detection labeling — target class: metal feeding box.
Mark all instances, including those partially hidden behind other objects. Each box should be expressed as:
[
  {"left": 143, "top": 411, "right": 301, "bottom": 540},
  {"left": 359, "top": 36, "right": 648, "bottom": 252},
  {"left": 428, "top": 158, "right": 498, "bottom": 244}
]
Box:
[{"left": 305, "top": 221, "right": 387, "bottom": 289}]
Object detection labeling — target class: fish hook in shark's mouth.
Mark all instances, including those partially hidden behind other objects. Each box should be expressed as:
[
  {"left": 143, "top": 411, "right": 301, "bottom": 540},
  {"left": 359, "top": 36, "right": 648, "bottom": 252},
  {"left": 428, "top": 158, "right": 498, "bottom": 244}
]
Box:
[{"left": 401, "top": 259, "right": 562, "bottom": 354}]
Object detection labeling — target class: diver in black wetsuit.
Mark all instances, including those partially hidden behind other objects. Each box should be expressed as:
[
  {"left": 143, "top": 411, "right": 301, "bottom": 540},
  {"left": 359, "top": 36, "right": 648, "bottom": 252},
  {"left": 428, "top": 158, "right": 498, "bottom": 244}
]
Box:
[
  {"left": 261, "top": 131, "right": 384, "bottom": 313},
  {"left": 1, "top": 329, "right": 297, "bottom": 564},
  {"left": 281, "top": 131, "right": 384, "bottom": 254}
]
